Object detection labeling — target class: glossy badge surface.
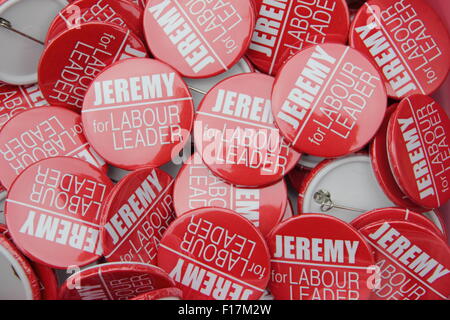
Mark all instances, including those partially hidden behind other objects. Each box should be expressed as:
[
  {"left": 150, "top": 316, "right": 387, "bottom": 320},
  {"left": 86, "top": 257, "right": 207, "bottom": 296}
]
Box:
[
  {"left": 247, "top": 0, "right": 350, "bottom": 75},
  {"left": 350, "top": 0, "right": 450, "bottom": 99},
  {"left": 387, "top": 95, "right": 450, "bottom": 209},
  {"left": 143, "top": 0, "right": 255, "bottom": 78},
  {"left": 272, "top": 43, "right": 387, "bottom": 157},
  {"left": 194, "top": 73, "right": 301, "bottom": 187},
  {"left": 157, "top": 207, "right": 270, "bottom": 300},
  {"left": 5, "top": 157, "right": 114, "bottom": 269},
  {"left": 267, "top": 214, "right": 375, "bottom": 300}
]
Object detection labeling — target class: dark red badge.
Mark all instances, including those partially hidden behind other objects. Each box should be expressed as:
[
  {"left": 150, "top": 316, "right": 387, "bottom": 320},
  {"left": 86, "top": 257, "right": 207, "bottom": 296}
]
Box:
[
  {"left": 247, "top": 0, "right": 350, "bottom": 75},
  {"left": 0, "top": 83, "right": 48, "bottom": 129},
  {"left": 59, "top": 262, "right": 175, "bottom": 300},
  {"left": 157, "top": 207, "right": 270, "bottom": 300},
  {"left": 272, "top": 43, "right": 387, "bottom": 157},
  {"left": 173, "top": 153, "right": 288, "bottom": 237},
  {"left": 101, "top": 167, "right": 175, "bottom": 264},
  {"left": 46, "top": 0, "right": 143, "bottom": 44},
  {"left": 38, "top": 22, "right": 147, "bottom": 110},
  {"left": 359, "top": 220, "right": 450, "bottom": 300},
  {"left": 5, "top": 157, "right": 114, "bottom": 269},
  {"left": 131, "top": 287, "right": 183, "bottom": 300},
  {"left": 267, "top": 214, "right": 375, "bottom": 300},
  {"left": 349, "top": 0, "right": 450, "bottom": 99},
  {"left": 0, "top": 106, "right": 106, "bottom": 189},
  {"left": 82, "top": 58, "right": 194, "bottom": 170},
  {"left": 194, "top": 73, "right": 301, "bottom": 187},
  {"left": 387, "top": 94, "right": 450, "bottom": 209},
  {"left": 143, "top": 0, "right": 255, "bottom": 78}
]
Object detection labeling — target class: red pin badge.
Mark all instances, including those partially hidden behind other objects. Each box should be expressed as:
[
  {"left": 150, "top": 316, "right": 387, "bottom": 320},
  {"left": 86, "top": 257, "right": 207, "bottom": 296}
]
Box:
[
  {"left": 194, "top": 73, "right": 301, "bottom": 187},
  {"left": 5, "top": 157, "right": 114, "bottom": 269},
  {"left": 272, "top": 43, "right": 387, "bottom": 157},
  {"left": 0, "top": 106, "right": 106, "bottom": 189},
  {"left": 143, "top": 0, "right": 255, "bottom": 78},
  {"left": 82, "top": 58, "right": 194, "bottom": 170},
  {"left": 131, "top": 287, "right": 183, "bottom": 300},
  {"left": 173, "top": 153, "right": 288, "bottom": 237},
  {"left": 59, "top": 262, "right": 175, "bottom": 300},
  {"left": 267, "top": 214, "right": 375, "bottom": 300},
  {"left": 370, "top": 104, "right": 426, "bottom": 212},
  {"left": 349, "top": 0, "right": 450, "bottom": 100},
  {"left": 101, "top": 167, "right": 175, "bottom": 265},
  {"left": 247, "top": 0, "right": 350, "bottom": 75},
  {"left": 0, "top": 83, "right": 48, "bottom": 129},
  {"left": 38, "top": 22, "right": 147, "bottom": 110},
  {"left": 157, "top": 207, "right": 270, "bottom": 300},
  {"left": 350, "top": 207, "right": 444, "bottom": 240},
  {"left": 387, "top": 94, "right": 450, "bottom": 209},
  {"left": 359, "top": 220, "right": 450, "bottom": 300},
  {"left": 46, "top": 0, "right": 143, "bottom": 44},
  {"left": 0, "top": 234, "right": 41, "bottom": 300}
]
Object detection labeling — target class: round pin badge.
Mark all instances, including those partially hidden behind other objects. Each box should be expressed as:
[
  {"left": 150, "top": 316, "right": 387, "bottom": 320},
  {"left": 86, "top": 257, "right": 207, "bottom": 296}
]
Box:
[
  {"left": 247, "top": 0, "right": 350, "bottom": 75},
  {"left": 184, "top": 58, "right": 254, "bottom": 110},
  {"left": 370, "top": 104, "right": 426, "bottom": 212},
  {"left": 350, "top": 207, "right": 444, "bottom": 240},
  {"left": 358, "top": 220, "right": 450, "bottom": 300},
  {"left": 298, "top": 154, "right": 395, "bottom": 222},
  {"left": 82, "top": 58, "right": 194, "bottom": 170},
  {"left": 267, "top": 214, "right": 375, "bottom": 300},
  {"left": 272, "top": 43, "right": 387, "bottom": 157},
  {"left": 143, "top": 0, "right": 255, "bottom": 78},
  {"left": 0, "top": 0, "right": 67, "bottom": 85},
  {"left": 45, "top": 0, "right": 143, "bottom": 44},
  {"left": 131, "top": 287, "right": 183, "bottom": 300},
  {"left": 173, "top": 153, "right": 288, "bottom": 237},
  {"left": 38, "top": 21, "right": 147, "bottom": 110},
  {"left": 387, "top": 94, "right": 450, "bottom": 209},
  {"left": 0, "top": 106, "right": 106, "bottom": 189},
  {"left": 0, "top": 234, "right": 41, "bottom": 300},
  {"left": 157, "top": 207, "right": 270, "bottom": 300},
  {"left": 59, "top": 262, "right": 176, "bottom": 300},
  {"left": 0, "top": 83, "right": 48, "bottom": 129},
  {"left": 194, "top": 73, "right": 301, "bottom": 187},
  {"left": 349, "top": 0, "right": 450, "bottom": 99},
  {"left": 101, "top": 167, "right": 175, "bottom": 264},
  {"left": 5, "top": 156, "right": 114, "bottom": 269}
]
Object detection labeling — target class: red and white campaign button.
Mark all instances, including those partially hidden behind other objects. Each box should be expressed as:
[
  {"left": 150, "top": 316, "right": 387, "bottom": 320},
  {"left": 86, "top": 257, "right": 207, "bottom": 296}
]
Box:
[
  {"left": 82, "top": 58, "right": 194, "bottom": 169},
  {"left": 131, "top": 287, "right": 183, "bottom": 300},
  {"left": 359, "top": 220, "right": 450, "bottom": 300},
  {"left": 267, "top": 214, "right": 375, "bottom": 300},
  {"left": 0, "top": 234, "right": 41, "bottom": 300},
  {"left": 101, "top": 167, "right": 175, "bottom": 264},
  {"left": 272, "top": 43, "right": 387, "bottom": 157},
  {"left": 247, "top": 0, "right": 350, "bottom": 76},
  {"left": 0, "top": 0, "right": 67, "bottom": 85},
  {"left": 59, "top": 262, "right": 175, "bottom": 300},
  {"left": 350, "top": 207, "right": 444, "bottom": 240},
  {"left": 5, "top": 157, "right": 114, "bottom": 269},
  {"left": 31, "top": 262, "right": 59, "bottom": 300},
  {"left": 157, "top": 207, "right": 270, "bottom": 300},
  {"left": 194, "top": 73, "right": 301, "bottom": 187},
  {"left": 0, "top": 106, "right": 106, "bottom": 189},
  {"left": 46, "top": 0, "right": 143, "bottom": 44},
  {"left": 184, "top": 58, "right": 254, "bottom": 110},
  {"left": 0, "top": 83, "right": 48, "bottom": 129},
  {"left": 173, "top": 153, "right": 288, "bottom": 237},
  {"left": 370, "top": 104, "right": 426, "bottom": 212},
  {"left": 349, "top": 0, "right": 450, "bottom": 100},
  {"left": 143, "top": 0, "right": 255, "bottom": 78},
  {"left": 387, "top": 95, "right": 450, "bottom": 209},
  {"left": 38, "top": 22, "right": 147, "bottom": 110},
  {"left": 298, "top": 154, "right": 395, "bottom": 222}
]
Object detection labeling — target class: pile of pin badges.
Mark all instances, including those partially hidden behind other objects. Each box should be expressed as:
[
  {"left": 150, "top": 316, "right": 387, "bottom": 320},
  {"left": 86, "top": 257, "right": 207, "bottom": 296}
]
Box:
[{"left": 0, "top": 0, "right": 449, "bottom": 301}]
